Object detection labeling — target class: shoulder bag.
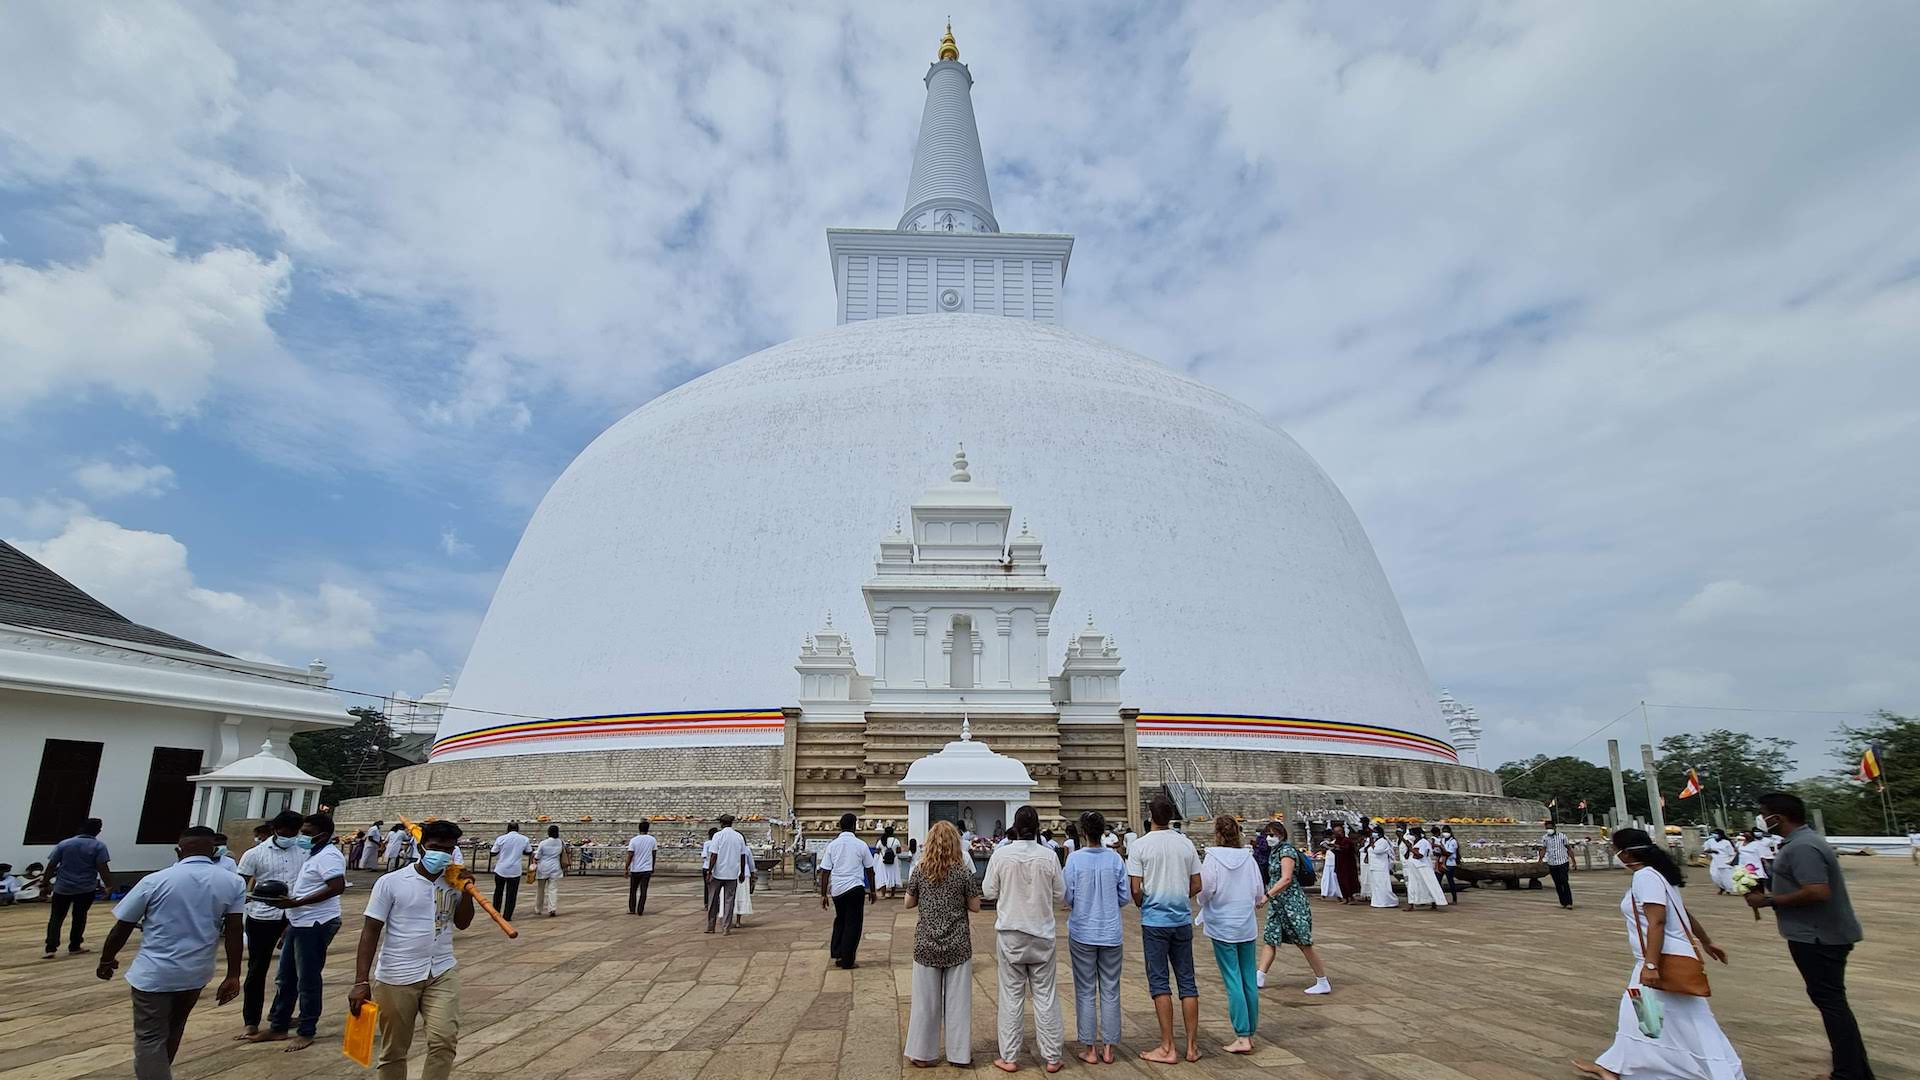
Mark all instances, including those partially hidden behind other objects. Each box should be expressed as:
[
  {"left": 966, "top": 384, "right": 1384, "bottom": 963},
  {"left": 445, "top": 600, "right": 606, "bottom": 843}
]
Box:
[{"left": 1633, "top": 883, "right": 1710, "bottom": 996}]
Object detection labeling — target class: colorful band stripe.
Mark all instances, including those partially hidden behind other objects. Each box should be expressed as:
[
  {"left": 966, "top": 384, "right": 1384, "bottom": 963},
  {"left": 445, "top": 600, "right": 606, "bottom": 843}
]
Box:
[
  {"left": 1136, "top": 713, "right": 1458, "bottom": 762},
  {"left": 430, "top": 709, "right": 785, "bottom": 759},
  {"left": 432, "top": 708, "right": 1457, "bottom": 763}
]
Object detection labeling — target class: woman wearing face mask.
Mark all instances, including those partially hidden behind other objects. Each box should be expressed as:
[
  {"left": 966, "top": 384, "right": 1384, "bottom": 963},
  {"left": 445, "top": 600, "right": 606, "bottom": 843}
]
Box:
[
  {"left": 233, "top": 810, "right": 305, "bottom": 1041},
  {"left": 1573, "top": 829, "right": 1742, "bottom": 1080}
]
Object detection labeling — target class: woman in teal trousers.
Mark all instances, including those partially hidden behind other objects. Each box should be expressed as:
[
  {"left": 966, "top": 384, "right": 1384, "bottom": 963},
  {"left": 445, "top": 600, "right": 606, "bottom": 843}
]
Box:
[{"left": 1197, "top": 815, "right": 1267, "bottom": 1054}]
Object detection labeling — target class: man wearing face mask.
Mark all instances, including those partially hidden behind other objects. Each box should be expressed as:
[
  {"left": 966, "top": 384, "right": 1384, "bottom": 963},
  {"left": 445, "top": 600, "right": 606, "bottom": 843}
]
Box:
[
  {"left": 352, "top": 819, "right": 474, "bottom": 1080},
  {"left": 95, "top": 825, "right": 244, "bottom": 1080},
  {"left": 248, "top": 813, "right": 346, "bottom": 1052},
  {"left": 232, "top": 810, "right": 305, "bottom": 1040},
  {"left": 1535, "top": 819, "right": 1575, "bottom": 909},
  {"left": 1746, "top": 791, "right": 1873, "bottom": 1080}
]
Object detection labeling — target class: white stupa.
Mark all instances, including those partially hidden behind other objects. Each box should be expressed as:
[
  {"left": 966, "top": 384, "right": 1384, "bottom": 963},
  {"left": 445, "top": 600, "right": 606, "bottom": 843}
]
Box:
[{"left": 344, "top": 25, "right": 1533, "bottom": 835}]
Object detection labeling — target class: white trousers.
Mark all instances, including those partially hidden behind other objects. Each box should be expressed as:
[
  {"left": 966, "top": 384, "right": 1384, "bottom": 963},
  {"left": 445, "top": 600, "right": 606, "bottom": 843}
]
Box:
[
  {"left": 905, "top": 960, "right": 972, "bottom": 1065},
  {"left": 535, "top": 876, "right": 560, "bottom": 914},
  {"left": 996, "top": 930, "right": 1063, "bottom": 1065}
]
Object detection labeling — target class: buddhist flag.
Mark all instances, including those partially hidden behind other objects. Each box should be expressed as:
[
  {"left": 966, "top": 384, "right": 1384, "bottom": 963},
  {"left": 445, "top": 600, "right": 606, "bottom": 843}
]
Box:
[
  {"left": 1679, "top": 769, "right": 1703, "bottom": 799},
  {"left": 1858, "top": 746, "right": 1883, "bottom": 784}
]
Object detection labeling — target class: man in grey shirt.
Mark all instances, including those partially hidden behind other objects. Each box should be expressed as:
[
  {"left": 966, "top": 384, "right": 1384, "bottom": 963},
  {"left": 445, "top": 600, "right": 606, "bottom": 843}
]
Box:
[{"left": 1746, "top": 792, "right": 1872, "bottom": 1080}]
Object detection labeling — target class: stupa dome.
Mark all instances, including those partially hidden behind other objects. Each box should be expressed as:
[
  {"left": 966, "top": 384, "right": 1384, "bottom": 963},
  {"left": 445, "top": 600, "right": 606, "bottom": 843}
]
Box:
[{"left": 438, "top": 312, "right": 1453, "bottom": 764}]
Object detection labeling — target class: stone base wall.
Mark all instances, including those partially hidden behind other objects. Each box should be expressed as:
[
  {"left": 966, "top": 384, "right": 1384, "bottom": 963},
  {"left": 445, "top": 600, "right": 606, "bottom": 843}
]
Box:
[
  {"left": 1137, "top": 746, "right": 1545, "bottom": 826},
  {"left": 333, "top": 745, "right": 785, "bottom": 838}
]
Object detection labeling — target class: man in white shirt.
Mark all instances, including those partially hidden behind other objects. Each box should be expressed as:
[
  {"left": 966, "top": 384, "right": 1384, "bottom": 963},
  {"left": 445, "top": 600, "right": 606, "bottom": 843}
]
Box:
[
  {"left": 817, "top": 812, "right": 876, "bottom": 969},
  {"left": 487, "top": 823, "right": 531, "bottom": 922},
  {"left": 249, "top": 813, "right": 347, "bottom": 1051},
  {"left": 1908, "top": 826, "right": 1920, "bottom": 866},
  {"left": 234, "top": 811, "right": 305, "bottom": 1039},
  {"left": 624, "top": 821, "right": 659, "bottom": 915},
  {"left": 533, "top": 826, "right": 566, "bottom": 917},
  {"left": 1126, "top": 795, "right": 1203, "bottom": 1065},
  {"left": 705, "top": 815, "right": 751, "bottom": 935},
  {"left": 982, "top": 806, "right": 1067, "bottom": 1070},
  {"left": 1535, "top": 820, "right": 1575, "bottom": 910},
  {"left": 350, "top": 819, "right": 474, "bottom": 1080},
  {"left": 96, "top": 826, "right": 244, "bottom": 1080}
]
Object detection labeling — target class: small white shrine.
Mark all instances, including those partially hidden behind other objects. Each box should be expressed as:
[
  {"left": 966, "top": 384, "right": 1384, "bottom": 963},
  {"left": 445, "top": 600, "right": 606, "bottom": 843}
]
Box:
[
  {"left": 898, "top": 719, "right": 1036, "bottom": 847},
  {"left": 189, "top": 739, "right": 327, "bottom": 832}
]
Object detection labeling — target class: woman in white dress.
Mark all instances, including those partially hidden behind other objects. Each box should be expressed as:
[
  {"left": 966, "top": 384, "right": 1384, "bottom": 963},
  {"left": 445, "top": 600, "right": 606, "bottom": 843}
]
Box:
[
  {"left": 875, "top": 825, "right": 904, "bottom": 899},
  {"left": 1733, "top": 831, "right": 1770, "bottom": 894},
  {"left": 1366, "top": 829, "right": 1398, "bottom": 909},
  {"left": 1317, "top": 837, "right": 1344, "bottom": 901},
  {"left": 1575, "top": 828, "right": 1743, "bottom": 1080},
  {"left": 1703, "top": 830, "right": 1735, "bottom": 895},
  {"left": 1399, "top": 828, "right": 1448, "bottom": 911}
]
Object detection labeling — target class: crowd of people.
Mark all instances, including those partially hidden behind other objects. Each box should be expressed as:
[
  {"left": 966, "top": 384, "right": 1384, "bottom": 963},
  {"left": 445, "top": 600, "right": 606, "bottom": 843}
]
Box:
[{"left": 27, "top": 786, "right": 1881, "bottom": 1080}]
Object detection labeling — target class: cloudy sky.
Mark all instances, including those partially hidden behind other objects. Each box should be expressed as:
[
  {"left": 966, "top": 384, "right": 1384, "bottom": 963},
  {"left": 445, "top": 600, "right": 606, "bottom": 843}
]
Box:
[{"left": 3, "top": 3, "right": 1915, "bottom": 773}]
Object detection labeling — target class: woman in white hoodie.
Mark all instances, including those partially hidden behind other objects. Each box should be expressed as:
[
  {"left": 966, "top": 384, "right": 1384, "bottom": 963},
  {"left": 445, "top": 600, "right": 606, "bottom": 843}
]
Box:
[{"left": 1198, "top": 815, "right": 1267, "bottom": 1055}]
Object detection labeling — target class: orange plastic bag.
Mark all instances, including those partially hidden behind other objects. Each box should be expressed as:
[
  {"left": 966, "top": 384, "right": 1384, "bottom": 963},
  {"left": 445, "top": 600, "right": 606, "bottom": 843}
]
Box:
[{"left": 342, "top": 1000, "right": 378, "bottom": 1068}]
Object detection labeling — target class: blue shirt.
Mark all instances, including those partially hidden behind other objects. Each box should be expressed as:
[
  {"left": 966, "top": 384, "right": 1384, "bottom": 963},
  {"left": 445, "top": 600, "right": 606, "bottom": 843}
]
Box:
[
  {"left": 45, "top": 835, "right": 111, "bottom": 895},
  {"left": 1063, "top": 847, "right": 1129, "bottom": 947},
  {"left": 112, "top": 856, "right": 246, "bottom": 992}
]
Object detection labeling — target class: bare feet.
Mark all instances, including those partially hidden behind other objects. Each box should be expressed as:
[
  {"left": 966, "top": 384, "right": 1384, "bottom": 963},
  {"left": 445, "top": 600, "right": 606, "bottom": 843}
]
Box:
[
  {"left": 284, "top": 1036, "right": 314, "bottom": 1053},
  {"left": 1185, "top": 1044, "right": 1201, "bottom": 1063},
  {"left": 245, "top": 1030, "right": 289, "bottom": 1044},
  {"left": 1224, "top": 1037, "right": 1254, "bottom": 1054},
  {"left": 1570, "top": 1060, "right": 1618, "bottom": 1080},
  {"left": 908, "top": 1058, "right": 937, "bottom": 1068},
  {"left": 1045, "top": 1062, "right": 1064, "bottom": 1074},
  {"left": 233, "top": 1028, "right": 260, "bottom": 1041},
  {"left": 1139, "top": 1046, "right": 1179, "bottom": 1065},
  {"left": 993, "top": 1059, "right": 1020, "bottom": 1073},
  {"left": 1078, "top": 1048, "right": 1100, "bottom": 1065},
  {"left": 1101, "top": 1046, "right": 1114, "bottom": 1065}
]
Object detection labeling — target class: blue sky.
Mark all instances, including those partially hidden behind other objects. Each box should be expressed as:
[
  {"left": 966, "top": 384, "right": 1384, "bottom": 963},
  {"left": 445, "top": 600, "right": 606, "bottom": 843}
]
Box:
[{"left": 3, "top": 3, "right": 1917, "bottom": 772}]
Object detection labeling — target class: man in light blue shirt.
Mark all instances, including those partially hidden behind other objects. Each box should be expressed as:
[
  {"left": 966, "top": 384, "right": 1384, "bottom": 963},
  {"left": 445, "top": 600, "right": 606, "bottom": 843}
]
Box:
[
  {"left": 42, "top": 816, "right": 113, "bottom": 958},
  {"left": 96, "top": 826, "right": 244, "bottom": 1080}
]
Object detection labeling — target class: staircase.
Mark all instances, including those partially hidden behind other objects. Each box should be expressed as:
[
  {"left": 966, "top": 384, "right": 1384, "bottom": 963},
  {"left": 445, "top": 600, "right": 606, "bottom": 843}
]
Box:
[{"left": 1161, "top": 756, "right": 1213, "bottom": 823}]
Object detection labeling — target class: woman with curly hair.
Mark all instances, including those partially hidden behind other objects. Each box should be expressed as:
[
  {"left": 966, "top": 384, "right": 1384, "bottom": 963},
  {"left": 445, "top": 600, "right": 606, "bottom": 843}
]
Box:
[
  {"left": 904, "top": 820, "right": 982, "bottom": 1068},
  {"left": 1257, "top": 824, "right": 1332, "bottom": 995}
]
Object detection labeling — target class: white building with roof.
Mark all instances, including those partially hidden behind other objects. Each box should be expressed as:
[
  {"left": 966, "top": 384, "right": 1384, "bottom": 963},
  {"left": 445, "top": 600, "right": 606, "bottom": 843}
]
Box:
[{"left": 0, "top": 539, "right": 347, "bottom": 873}]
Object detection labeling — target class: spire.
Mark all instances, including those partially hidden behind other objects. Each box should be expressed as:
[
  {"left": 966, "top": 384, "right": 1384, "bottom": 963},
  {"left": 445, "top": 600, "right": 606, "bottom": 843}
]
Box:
[{"left": 900, "top": 22, "right": 998, "bottom": 234}]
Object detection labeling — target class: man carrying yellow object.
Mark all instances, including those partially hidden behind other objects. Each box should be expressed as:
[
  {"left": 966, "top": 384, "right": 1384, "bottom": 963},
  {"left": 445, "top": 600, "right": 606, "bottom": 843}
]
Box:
[{"left": 350, "top": 819, "right": 475, "bottom": 1080}]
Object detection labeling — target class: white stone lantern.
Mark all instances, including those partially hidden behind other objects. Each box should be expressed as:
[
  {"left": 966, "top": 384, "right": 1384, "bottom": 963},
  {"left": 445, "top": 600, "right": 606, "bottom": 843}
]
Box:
[
  {"left": 189, "top": 739, "right": 326, "bottom": 833},
  {"left": 899, "top": 719, "right": 1035, "bottom": 851}
]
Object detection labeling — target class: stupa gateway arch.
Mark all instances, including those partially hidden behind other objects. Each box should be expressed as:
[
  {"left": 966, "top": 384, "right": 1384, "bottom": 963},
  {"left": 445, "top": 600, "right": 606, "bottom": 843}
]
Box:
[{"left": 340, "top": 26, "right": 1540, "bottom": 844}]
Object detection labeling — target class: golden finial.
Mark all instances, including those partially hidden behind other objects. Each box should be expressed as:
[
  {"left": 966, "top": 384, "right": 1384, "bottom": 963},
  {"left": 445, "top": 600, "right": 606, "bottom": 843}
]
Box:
[{"left": 938, "top": 19, "right": 959, "bottom": 62}]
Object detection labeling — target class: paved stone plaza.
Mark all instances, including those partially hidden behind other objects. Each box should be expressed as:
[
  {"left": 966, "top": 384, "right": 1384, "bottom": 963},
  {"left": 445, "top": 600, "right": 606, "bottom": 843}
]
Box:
[{"left": 0, "top": 860, "right": 1914, "bottom": 1079}]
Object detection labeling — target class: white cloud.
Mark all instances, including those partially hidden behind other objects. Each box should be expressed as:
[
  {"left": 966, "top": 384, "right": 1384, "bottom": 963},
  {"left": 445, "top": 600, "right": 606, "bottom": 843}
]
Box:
[
  {"left": 2, "top": 4, "right": 1917, "bottom": 769},
  {"left": 71, "top": 460, "right": 177, "bottom": 499},
  {"left": 0, "top": 223, "right": 290, "bottom": 416},
  {"left": 438, "top": 527, "right": 472, "bottom": 558},
  {"left": 1676, "top": 581, "right": 1772, "bottom": 625},
  {"left": 11, "top": 513, "right": 378, "bottom": 658}
]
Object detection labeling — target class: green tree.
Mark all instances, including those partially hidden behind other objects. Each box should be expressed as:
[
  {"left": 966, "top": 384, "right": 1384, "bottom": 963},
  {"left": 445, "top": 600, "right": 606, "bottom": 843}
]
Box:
[
  {"left": 289, "top": 707, "right": 400, "bottom": 804},
  {"left": 1653, "top": 729, "right": 1795, "bottom": 826},
  {"left": 1822, "top": 711, "right": 1920, "bottom": 834},
  {"left": 1495, "top": 755, "right": 1619, "bottom": 819}
]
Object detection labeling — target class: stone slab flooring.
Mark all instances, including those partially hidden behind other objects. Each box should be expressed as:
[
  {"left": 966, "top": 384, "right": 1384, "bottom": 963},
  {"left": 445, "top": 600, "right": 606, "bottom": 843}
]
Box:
[{"left": 0, "top": 859, "right": 1916, "bottom": 1079}]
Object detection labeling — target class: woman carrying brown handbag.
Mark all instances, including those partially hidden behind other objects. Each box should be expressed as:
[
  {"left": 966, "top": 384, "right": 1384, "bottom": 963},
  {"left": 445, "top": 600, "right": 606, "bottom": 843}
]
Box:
[{"left": 1574, "top": 828, "right": 1745, "bottom": 1080}]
